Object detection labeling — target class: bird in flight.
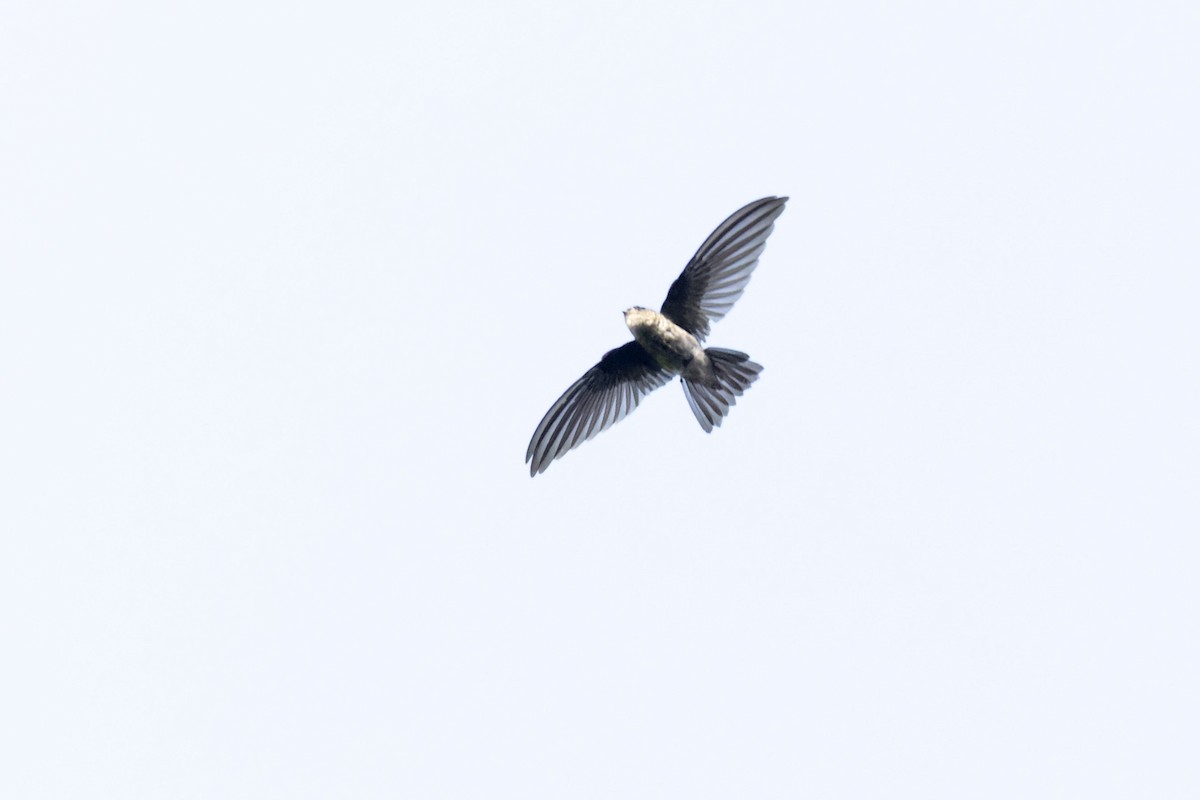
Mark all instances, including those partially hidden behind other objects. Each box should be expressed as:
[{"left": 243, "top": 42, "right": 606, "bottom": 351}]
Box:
[{"left": 526, "top": 196, "right": 788, "bottom": 476}]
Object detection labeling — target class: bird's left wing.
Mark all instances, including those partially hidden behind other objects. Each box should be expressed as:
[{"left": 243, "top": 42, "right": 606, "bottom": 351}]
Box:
[
  {"left": 526, "top": 341, "right": 671, "bottom": 476},
  {"left": 660, "top": 196, "right": 788, "bottom": 341}
]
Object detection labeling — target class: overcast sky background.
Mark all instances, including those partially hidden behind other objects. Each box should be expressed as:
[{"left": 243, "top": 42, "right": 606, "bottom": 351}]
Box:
[{"left": 3, "top": 1, "right": 1197, "bottom": 797}]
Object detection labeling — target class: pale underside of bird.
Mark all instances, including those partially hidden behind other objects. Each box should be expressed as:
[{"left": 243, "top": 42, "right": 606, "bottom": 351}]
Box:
[{"left": 526, "top": 196, "right": 788, "bottom": 476}]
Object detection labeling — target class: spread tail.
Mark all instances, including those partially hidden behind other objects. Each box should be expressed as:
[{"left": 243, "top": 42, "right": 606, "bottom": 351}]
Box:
[{"left": 681, "top": 348, "right": 763, "bottom": 433}]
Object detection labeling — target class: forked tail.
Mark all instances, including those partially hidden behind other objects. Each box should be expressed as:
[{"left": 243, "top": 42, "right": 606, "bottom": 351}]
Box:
[{"left": 681, "top": 348, "right": 763, "bottom": 432}]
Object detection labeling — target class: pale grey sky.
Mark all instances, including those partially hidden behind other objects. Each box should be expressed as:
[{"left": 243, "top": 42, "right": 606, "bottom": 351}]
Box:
[{"left": 2, "top": 1, "right": 1197, "bottom": 797}]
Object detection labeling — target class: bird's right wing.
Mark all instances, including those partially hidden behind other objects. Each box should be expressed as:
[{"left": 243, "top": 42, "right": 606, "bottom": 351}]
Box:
[
  {"left": 660, "top": 196, "right": 788, "bottom": 341},
  {"left": 526, "top": 341, "right": 672, "bottom": 476}
]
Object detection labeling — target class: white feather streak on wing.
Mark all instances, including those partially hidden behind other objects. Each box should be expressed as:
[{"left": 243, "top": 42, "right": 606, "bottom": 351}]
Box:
[
  {"left": 660, "top": 197, "right": 787, "bottom": 340},
  {"left": 526, "top": 342, "right": 671, "bottom": 475}
]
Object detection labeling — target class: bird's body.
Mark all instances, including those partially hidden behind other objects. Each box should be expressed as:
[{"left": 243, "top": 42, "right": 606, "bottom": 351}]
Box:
[
  {"left": 623, "top": 306, "right": 708, "bottom": 379},
  {"left": 526, "top": 196, "right": 788, "bottom": 476}
]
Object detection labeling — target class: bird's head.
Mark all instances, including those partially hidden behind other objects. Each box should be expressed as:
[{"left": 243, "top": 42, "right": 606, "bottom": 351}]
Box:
[{"left": 623, "top": 306, "right": 655, "bottom": 332}]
